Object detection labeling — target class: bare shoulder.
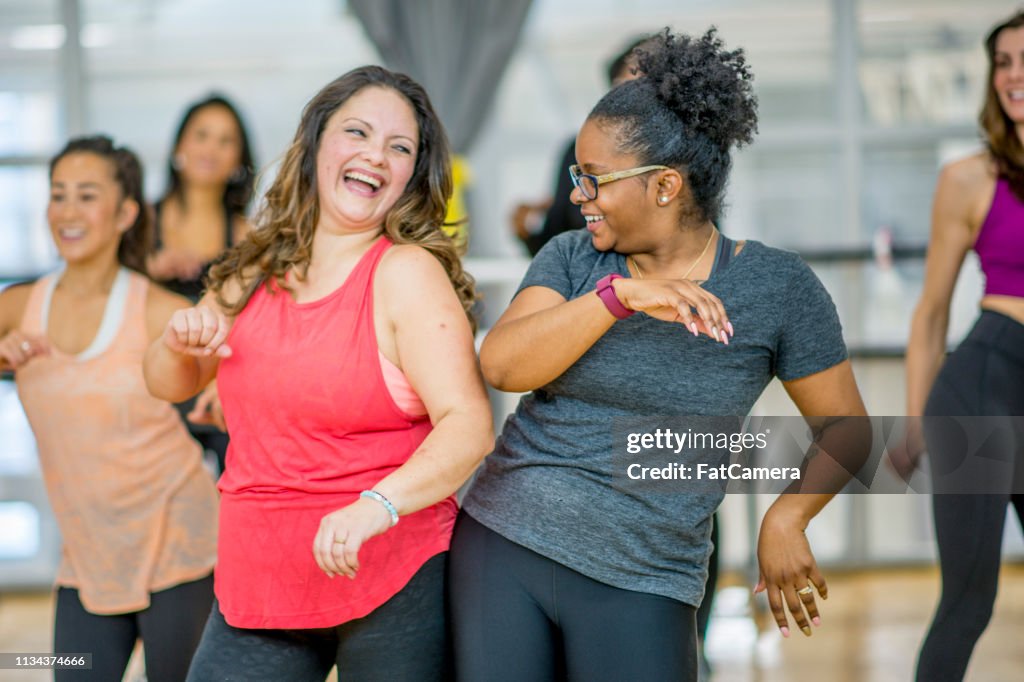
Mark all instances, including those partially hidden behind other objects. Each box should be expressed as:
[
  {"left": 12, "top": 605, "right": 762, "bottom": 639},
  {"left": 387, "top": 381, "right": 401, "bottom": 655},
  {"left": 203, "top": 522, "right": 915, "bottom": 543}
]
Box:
[
  {"left": 940, "top": 152, "right": 995, "bottom": 192},
  {"left": 938, "top": 152, "right": 998, "bottom": 229},
  {"left": 380, "top": 243, "right": 446, "bottom": 269},
  {"left": 0, "top": 281, "right": 36, "bottom": 336},
  {"left": 376, "top": 244, "right": 462, "bottom": 323},
  {"left": 378, "top": 243, "right": 450, "bottom": 288}
]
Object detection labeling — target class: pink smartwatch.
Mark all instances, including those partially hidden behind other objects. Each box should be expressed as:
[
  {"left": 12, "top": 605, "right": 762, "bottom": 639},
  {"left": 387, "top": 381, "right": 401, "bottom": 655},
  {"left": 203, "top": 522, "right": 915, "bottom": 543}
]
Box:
[{"left": 595, "top": 274, "right": 634, "bottom": 320}]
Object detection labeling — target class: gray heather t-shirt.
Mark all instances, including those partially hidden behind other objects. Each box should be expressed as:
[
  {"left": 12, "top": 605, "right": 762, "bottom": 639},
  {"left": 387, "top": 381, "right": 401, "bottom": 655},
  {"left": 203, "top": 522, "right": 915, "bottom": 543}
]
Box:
[{"left": 462, "top": 229, "right": 848, "bottom": 606}]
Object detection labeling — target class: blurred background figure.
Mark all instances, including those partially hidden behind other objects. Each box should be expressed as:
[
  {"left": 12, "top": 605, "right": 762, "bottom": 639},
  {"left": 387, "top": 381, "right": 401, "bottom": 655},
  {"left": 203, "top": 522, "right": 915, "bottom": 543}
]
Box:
[
  {"left": 509, "top": 35, "right": 652, "bottom": 256},
  {"left": 900, "top": 9, "right": 1024, "bottom": 682},
  {"left": 0, "top": 135, "right": 217, "bottom": 682},
  {"left": 148, "top": 94, "right": 255, "bottom": 300},
  {"left": 148, "top": 94, "right": 256, "bottom": 474}
]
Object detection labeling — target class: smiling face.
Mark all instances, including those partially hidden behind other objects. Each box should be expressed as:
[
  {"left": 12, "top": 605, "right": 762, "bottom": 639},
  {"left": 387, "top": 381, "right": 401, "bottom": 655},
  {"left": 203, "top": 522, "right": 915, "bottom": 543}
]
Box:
[
  {"left": 993, "top": 25, "right": 1024, "bottom": 124},
  {"left": 174, "top": 103, "right": 244, "bottom": 187},
  {"left": 572, "top": 118, "right": 662, "bottom": 253},
  {"left": 314, "top": 86, "right": 419, "bottom": 234},
  {"left": 47, "top": 152, "right": 136, "bottom": 267}
]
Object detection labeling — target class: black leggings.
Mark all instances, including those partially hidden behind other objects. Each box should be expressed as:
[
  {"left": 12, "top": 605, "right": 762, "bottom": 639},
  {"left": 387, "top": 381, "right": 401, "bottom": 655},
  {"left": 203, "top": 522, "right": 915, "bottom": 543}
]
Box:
[
  {"left": 449, "top": 512, "right": 698, "bottom": 682},
  {"left": 186, "top": 553, "right": 450, "bottom": 682},
  {"left": 697, "top": 512, "right": 718, "bottom": 643},
  {"left": 54, "top": 573, "right": 213, "bottom": 682},
  {"left": 917, "top": 311, "right": 1024, "bottom": 682}
]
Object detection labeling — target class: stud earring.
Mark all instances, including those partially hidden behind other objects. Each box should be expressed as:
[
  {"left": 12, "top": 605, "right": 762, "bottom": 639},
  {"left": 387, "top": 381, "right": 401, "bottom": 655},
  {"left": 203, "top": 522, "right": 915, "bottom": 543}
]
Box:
[{"left": 658, "top": 196, "right": 669, "bottom": 204}]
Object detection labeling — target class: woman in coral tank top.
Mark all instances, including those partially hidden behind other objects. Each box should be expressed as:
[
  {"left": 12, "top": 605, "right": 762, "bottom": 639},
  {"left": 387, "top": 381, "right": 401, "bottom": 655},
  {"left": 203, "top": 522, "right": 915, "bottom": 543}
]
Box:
[
  {"left": 144, "top": 66, "right": 493, "bottom": 681},
  {"left": 895, "top": 10, "right": 1024, "bottom": 681},
  {"left": 0, "top": 136, "right": 218, "bottom": 682}
]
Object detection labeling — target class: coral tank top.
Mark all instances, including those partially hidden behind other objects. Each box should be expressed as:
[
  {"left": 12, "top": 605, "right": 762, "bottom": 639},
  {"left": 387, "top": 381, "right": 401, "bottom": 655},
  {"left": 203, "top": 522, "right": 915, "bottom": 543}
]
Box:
[
  {"left": 15, "top": 269, "right": 218, "bottom": 614},
  {"left": 214, "top": 236, "right": 455, "bottom": 628}
]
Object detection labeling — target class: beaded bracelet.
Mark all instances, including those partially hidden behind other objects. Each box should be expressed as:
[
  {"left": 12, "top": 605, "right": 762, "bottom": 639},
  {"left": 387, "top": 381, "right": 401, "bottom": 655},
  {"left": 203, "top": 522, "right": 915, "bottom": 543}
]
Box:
[{"left": 361, "top": 490, "right": 399, "bottom": 527}]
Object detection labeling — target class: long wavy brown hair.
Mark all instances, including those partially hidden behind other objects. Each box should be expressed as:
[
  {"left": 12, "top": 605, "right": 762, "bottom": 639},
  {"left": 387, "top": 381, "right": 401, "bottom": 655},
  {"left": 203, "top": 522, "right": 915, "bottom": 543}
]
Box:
[
  {"left": 207, "top": 66, "right": 476, "bottom": 329},
  {"left": 981, "top": 10, "right": 1024, "bottom": 202}
]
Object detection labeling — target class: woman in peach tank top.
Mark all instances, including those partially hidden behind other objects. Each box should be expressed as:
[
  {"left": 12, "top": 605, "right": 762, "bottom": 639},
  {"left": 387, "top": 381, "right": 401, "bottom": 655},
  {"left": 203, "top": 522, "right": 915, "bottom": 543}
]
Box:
[
  {"left": 0, "top": 136, "right": 218, "bottom": 682},
  {"left": 144, "top": 67, "right": 493, "bottom": 681}
]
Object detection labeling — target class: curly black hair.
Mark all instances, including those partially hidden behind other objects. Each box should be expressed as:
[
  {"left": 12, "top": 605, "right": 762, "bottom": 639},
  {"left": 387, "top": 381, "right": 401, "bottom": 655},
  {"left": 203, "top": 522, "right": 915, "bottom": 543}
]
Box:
[{"left": 589, "top": 28, "right": 758, "bottom": 225}]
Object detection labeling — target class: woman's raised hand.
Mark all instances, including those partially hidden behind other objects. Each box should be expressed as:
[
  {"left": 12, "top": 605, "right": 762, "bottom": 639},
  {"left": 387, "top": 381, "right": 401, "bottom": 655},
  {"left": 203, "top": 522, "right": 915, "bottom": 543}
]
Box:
[
  {"left": 612, "top": 278, "right": 733, "bottom": 343},
  {"left": 162, "top": 306, "right": 233, "bottom": 358},
  {"left": 0, "top": 331, "right": 51, "bottom": 370}
]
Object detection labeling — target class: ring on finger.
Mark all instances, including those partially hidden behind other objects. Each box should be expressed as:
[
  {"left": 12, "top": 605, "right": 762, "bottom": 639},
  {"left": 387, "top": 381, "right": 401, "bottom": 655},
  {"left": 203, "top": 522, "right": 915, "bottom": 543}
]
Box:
[
  {"left": 797, "top": 585, "right": 814, "bottom": 596},
  {"left": 20, "top": 341, "right": 31, "bottom": 352},
  {"left": 333, "top": 538, "right": 346, "bottom": 545}
]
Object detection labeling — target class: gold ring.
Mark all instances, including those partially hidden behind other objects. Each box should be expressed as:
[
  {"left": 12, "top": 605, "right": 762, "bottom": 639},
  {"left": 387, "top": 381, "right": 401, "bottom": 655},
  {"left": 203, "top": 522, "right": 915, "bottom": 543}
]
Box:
[
  {"left": 797, "top": 585, "right": 814, "bottom": 596},
  {"left": 333, "top": 538, "right": 346, "bottom": 544}
]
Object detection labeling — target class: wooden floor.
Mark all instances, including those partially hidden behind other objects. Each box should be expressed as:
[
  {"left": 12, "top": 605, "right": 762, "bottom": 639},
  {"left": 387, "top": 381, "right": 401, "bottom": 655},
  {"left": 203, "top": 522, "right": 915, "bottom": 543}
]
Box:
[{"left": 0, "top": 566, "right": 1021, "bottom": 681}]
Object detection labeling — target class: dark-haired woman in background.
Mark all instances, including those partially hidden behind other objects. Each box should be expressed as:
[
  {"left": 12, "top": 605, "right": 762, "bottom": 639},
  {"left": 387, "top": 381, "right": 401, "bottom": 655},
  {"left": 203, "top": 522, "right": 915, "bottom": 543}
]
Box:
[
  {"left": 149, "top": 94, "right": 256, "bottom": 467},
  {"left": 149, "top": 94, "right": 255, "bottom": 300},
  {"left": 899, "top": 10, "right": 1024, "bottom": 681},
  {"left": 450, "top": 29, "right": 867, "bottom": 681},
  {"left": 0, "top": 136, "right": 217, "bottom": 681}
]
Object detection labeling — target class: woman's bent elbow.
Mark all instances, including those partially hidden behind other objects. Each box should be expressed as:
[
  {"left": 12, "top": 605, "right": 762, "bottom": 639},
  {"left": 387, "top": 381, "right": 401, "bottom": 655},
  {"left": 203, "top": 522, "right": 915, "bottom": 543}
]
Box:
[{"left": 480, "top": 349, "right": 511, "bottom": 391}]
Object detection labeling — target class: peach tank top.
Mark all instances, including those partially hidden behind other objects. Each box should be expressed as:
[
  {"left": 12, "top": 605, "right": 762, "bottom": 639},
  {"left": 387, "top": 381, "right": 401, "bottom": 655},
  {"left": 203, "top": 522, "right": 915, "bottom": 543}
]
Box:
[{"left": 15, "top": 269, "right": 218, "bottom": 614}]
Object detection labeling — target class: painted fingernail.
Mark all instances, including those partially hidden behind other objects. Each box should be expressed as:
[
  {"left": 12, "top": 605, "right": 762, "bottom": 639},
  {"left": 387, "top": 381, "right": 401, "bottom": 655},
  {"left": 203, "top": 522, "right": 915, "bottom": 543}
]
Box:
[
  {"left": 727, "top": 321, "right": 735, "bottom": 336},
  {"left": 689, "top": 322, "right": 698, "bottom": 336},
  {"left": 801, "top": 626, "right": 812, "bottom": 637},
  {"left": 712, "top": 326, "right": 719, "bottom": 340},
  {"left": 780, "top": 627, "right": 790, "bottom": 638},
  {"left": 812, "top": 616, "right": 821, "bottom": 627},
  {"left": 720, "top": 330, "right": 729, "bottom": 344}
]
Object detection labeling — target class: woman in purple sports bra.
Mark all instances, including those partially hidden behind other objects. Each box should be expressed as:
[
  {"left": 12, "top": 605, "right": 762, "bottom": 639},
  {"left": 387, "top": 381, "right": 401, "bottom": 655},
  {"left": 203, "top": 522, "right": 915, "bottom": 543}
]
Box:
[{"left": 898, "top": 10, "right": 1024, "bottom": 681}]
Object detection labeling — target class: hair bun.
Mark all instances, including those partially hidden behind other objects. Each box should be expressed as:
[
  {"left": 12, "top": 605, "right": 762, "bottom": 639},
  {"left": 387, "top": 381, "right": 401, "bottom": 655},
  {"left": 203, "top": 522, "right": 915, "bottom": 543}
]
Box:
[{"left": 637, "top": 28, "right": 758, "bottom": 150}]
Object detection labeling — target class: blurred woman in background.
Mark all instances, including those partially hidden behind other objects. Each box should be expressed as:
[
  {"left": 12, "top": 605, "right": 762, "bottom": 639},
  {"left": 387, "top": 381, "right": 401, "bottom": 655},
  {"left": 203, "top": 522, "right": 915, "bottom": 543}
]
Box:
[
  {"left": 0, "top": 136, "right": 217, "bottom": 682},
  {"left": 148, "top": 94, "right": 256, "bottom": 469},
  {"left": 901, "top": 9, "right": 1024, "bottom": 682},
  {"left": 148, "top": 94, "right": 255, "bottom": 299}
]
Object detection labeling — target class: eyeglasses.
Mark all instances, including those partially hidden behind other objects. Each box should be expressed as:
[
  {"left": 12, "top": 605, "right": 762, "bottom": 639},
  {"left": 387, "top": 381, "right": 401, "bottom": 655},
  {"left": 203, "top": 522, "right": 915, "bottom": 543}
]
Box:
[{"left": 568, "top": 164, "right": 670, "bottom": 201}]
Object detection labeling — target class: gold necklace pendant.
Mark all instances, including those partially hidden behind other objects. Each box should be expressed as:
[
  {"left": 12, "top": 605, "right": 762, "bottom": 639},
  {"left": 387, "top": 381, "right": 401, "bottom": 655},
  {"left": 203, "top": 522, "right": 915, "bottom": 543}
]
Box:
[{"left": 629, "top": 227, "right": 716, "bottom": 281}]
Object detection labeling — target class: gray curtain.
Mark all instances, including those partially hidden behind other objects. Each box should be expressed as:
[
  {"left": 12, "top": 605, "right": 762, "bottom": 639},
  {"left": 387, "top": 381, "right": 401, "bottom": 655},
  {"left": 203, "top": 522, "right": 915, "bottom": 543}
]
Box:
[{"left": 349, "top": 0, "right": 533, "bottom": 154}]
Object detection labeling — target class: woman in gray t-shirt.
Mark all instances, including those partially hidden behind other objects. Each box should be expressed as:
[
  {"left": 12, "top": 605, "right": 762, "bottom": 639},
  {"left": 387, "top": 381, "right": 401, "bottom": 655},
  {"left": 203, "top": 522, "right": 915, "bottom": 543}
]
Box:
[{"left": 451, "top": 29, "right": 868, "bottom": 681}]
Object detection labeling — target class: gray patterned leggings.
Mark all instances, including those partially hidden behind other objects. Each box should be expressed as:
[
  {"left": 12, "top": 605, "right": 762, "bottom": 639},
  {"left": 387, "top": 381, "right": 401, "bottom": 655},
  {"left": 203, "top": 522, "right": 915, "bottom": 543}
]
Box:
[{"left": 186, "top": 553, "right": 450, "bottom": 682}]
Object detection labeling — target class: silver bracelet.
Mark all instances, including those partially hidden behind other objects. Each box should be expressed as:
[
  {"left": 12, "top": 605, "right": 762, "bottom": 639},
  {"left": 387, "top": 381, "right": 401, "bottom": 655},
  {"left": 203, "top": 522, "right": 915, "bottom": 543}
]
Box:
[{"left": 360, "top": 490, "right": 399, "bottom": 527}]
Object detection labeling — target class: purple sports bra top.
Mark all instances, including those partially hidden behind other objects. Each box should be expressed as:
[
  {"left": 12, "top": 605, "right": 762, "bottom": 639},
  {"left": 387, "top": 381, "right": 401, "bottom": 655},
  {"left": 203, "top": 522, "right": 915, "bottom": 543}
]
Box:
[{"left": 975, "top": 177, "right": 1024, "bottom": 298}]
